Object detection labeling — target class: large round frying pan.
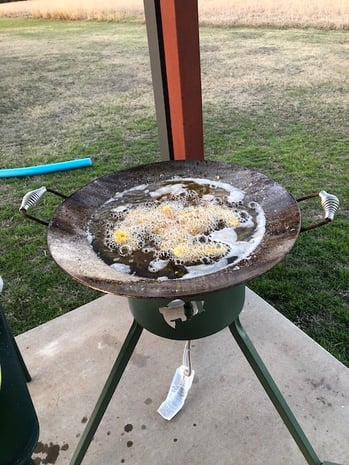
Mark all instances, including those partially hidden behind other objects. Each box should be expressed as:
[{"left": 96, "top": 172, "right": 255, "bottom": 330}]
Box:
[{"left": 20, "top": 161, "right": 338, "bottom": 299}]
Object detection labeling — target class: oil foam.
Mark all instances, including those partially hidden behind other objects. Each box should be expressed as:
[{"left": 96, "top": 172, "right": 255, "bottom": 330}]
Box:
[{"left": 88, "top": 177, "right": 266, "bottom": 280}]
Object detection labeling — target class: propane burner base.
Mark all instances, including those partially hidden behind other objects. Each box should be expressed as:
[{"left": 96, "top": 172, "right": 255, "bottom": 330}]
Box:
[{"left": 128, "top": 285, "right": 245, "bottom": 340}]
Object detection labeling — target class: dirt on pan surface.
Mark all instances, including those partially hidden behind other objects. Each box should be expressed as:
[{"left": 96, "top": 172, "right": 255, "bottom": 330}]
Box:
[{"left": 0, "top": 0, "right": 348, "bottom": 28}]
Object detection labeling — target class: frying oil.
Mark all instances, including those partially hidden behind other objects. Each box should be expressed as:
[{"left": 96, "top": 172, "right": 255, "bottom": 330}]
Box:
[{"left": 88, "top": 178, "right": 266, "bottom": 280}]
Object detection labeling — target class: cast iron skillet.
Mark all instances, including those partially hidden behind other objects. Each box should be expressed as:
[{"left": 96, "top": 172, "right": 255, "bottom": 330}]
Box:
[{"left": 20, "top": 161, "right": 338, "bottom": 299}]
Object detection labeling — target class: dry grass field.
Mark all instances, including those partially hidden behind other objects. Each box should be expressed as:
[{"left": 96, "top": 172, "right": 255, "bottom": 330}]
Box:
[{"left": 0, "top": 0, "right": 348, "bottom": 28}]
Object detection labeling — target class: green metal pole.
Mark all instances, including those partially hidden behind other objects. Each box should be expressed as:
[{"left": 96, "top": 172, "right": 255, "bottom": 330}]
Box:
[
  {"left": 69, "top": 319, "right": 143, "bottom": 465},
  {"left": 229, "top": 317, "right": 322, "bottom": 465}
]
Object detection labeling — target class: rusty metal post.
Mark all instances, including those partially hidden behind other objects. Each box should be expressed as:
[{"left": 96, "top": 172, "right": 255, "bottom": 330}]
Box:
[{"left": 144, "top": 0, "right": 204, "bottom": 161}]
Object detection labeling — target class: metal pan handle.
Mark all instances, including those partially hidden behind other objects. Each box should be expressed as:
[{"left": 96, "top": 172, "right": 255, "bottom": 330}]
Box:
[
  {"left": 297, "top": 190, "right": 339, "bottom": 232},
  {"left": 19, "top": 186, "right": 68, "bottom": 226}
]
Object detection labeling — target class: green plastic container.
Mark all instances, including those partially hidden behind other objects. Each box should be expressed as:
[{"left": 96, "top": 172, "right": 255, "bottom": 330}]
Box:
[{"left": 0, "top": 304, "right": 39, "bottom": 465}]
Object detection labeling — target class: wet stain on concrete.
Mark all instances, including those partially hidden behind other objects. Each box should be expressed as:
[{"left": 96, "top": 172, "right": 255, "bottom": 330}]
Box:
[
  {"left": 132, "top": 352, "right": 150, "bottom": 368},
  {"left": 33, "top": 441, "right": 68, "bottom": 464},
  {"left": 101, "top": 333, "right": 118, "bottom": 347},
  {"left": 306, "top": 377, "right": 325, "bottom": 389},
  {"left": 316, "top": 396, "right": 333, "bottom": 407},
  {"left": 141, "top": 424, "right": 146, "bottom": 430},
  {"left": 124, "top": 423, "right": 133, "bottom": 433},
  {"left": 305, "top": 377, "right": 338, "bottom": 403}
]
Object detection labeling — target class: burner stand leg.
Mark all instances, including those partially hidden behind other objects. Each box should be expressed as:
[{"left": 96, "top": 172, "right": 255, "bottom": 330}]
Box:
[
  {"left": 69, "top": 319, "right": 143, "bottom": 465},
  {"left": 229, "top": 317, "right": 341, "bottom": 465}
]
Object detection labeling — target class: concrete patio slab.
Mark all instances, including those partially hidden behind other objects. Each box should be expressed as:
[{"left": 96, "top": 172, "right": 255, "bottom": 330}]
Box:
[{"left": 16, "top": 288, "right": 348, "bottom": 465}]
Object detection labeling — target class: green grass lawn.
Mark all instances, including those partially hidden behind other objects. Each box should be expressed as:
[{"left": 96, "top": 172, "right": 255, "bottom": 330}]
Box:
[{"left": 0, "top": 19, "right": 348, "bottom": 365}]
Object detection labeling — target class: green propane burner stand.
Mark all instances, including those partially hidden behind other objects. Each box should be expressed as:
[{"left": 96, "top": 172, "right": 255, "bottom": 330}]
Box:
[{"left": 69, "top": 285, "right": 342, "bottom": 465}]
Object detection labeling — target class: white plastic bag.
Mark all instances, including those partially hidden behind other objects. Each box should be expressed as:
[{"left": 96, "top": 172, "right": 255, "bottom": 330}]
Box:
[{"left": 158, "top": 342, "right": 195, "bottom": 421}]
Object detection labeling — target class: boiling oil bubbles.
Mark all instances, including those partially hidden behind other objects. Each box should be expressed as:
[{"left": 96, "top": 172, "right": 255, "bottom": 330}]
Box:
[{"left": 90, "top": 178, "right": 266, "bottom": 280}]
